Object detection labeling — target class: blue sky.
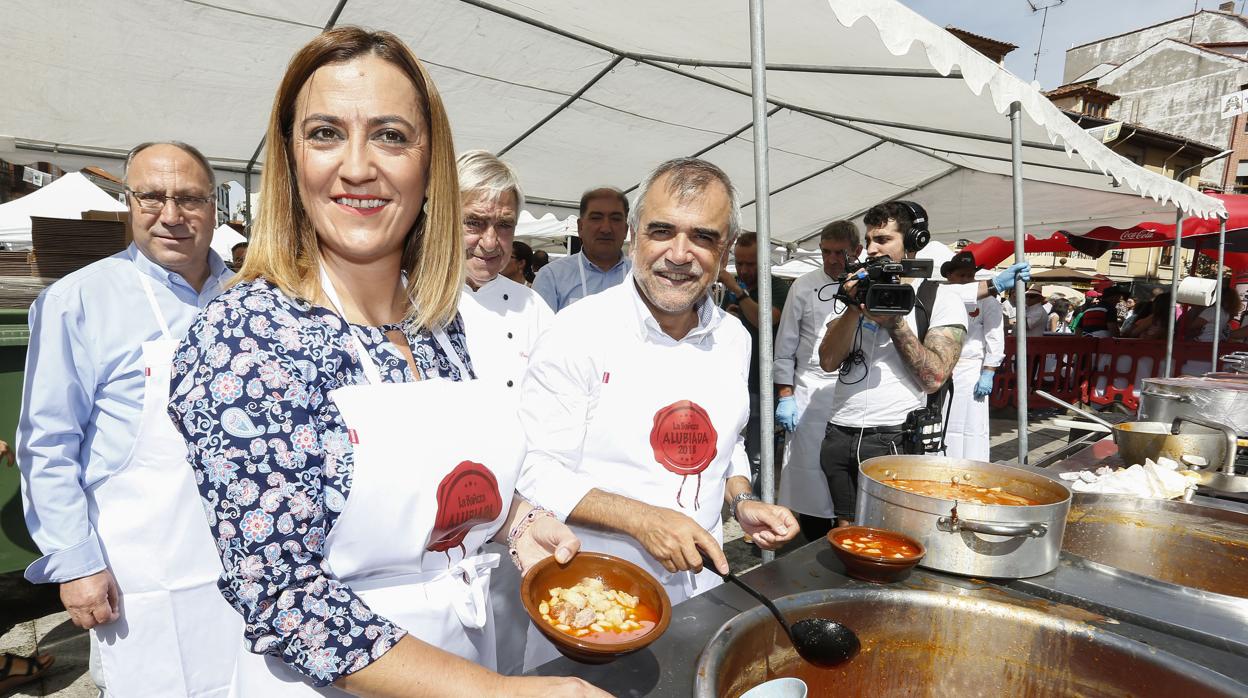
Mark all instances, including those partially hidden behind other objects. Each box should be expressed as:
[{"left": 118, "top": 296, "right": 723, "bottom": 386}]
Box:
[{"left": 899, "top": 0, "right": 1243, "bottom": 89}]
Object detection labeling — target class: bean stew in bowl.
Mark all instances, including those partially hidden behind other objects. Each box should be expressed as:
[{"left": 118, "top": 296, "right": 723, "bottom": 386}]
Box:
[
  {"left": 521, "top": 551, "right": 671, "bottom": 664},
  {"left": 828, "top": 526, "right": 925, "bottom": 584}
]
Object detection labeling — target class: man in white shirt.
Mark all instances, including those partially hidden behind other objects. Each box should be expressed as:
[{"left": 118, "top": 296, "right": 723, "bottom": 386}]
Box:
[
  {"left": 18, "top": 142, "right": 238, "bottom": 695},
  {"left": 517, "top": 158, "right": 797, "bottom": 666},
  {"left": 817, "top": 201, "right": 968, "bottom": 526},
  {"left": 940, "top": 252, "right": 1005, "bottom": 461},
  {"left": 456, "top": 150, "right": 553, "bottom": 392},
  {"left": 453, "top": 150, "right": 555, "bottom": 675},
  {"left": 532, "top": 187, "right": 631, "bottom": 311},
  {"left": 773, "top": 220, "right": 861, "bottom": 538}
]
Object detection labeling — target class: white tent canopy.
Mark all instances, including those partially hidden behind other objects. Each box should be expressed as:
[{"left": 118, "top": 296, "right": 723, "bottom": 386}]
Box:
[
  {"left": 1, "top": 0, "right": 1224, "bottom": 247},
  {"left": 0, "top": 172, "right": 127, "bottom": 249},
  {"left": 210, "top": 224, "right": 248, "bottom": 263}
]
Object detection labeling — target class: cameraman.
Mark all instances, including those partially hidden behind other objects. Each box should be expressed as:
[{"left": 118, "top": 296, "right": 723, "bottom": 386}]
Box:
[{"left": 816, "top": 201, "right": 1024, "bottom": 527}]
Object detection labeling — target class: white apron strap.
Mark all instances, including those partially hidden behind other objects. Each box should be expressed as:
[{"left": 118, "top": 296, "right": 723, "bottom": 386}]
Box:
[
  {"left": 578, "top": 251, "right": 589, "bottom": 303},
  {"left": 135, "top": 269, "right": 173, "bottom": 341},
  {"left": 317, "top": 267, "right": 468, "bottom": 382}
]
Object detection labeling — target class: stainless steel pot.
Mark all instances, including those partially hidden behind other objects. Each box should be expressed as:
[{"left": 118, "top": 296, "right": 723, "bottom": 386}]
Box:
[
  {"left": 694, "top": 588, "right": 1248, "bottom": 698},
  {"left": 1037, "top": 390, "right": 1236, "bottom": 472},
  {"left": 1140, "top": 376, "right": 1248, "bottom": 436},
  {"left": 856, "top": 455, "right": 1070, "bottom": 579},
  {"left": 1113, "top": 416, "right": 1236, "bottom": 471}
]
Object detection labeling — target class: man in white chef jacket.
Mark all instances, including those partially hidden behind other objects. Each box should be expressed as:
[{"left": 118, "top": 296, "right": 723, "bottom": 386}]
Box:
[
  {"left": 939, "top": 252, "right": 1004, "bottom": 461},
  {"left": 456, "top": 150, "right": 554, "bottom": 392},
  {"left": 517, "top": 157, "right": 799, "bottom": 669},
  {"left": 17, "top": 141, "right": 238, "bottom": 696},
  {"left": 454, "top": 150, "right": 554, "bottom": 675},
  {"left": 773, "top": 220, "right": 861, "bottom": 540}
]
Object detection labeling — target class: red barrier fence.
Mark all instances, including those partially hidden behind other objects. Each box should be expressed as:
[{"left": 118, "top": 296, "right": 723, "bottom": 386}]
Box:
[{"left": 990, "top": 337, "right": 1248, "bottom": 410}]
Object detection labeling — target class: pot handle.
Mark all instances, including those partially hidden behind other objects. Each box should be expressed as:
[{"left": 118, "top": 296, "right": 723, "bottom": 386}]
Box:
[
  {"left": 1140, "top": 390, "right": 1191, "bottom": 403},
  {"left": 936, "top": 516, "right": 1047, "bottom": 538},
  {"left": 1171, "top": 416, "right": 1237, "bottom": 474}
]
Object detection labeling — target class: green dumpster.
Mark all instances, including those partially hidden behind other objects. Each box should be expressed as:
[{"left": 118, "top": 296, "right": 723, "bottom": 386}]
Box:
[{"left": 0, "top": 309, "right": 38, "bottom": 575}]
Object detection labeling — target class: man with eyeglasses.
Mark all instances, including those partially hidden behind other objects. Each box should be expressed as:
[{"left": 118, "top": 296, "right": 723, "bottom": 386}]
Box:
[{"left": 18, "top": 141, "right": 238, "bottom": 695}]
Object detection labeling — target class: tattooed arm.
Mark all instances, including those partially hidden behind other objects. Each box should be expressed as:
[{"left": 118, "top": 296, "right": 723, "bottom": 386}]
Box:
[{"left": 888, "top": 322, "right": 966, "bottom": 394}]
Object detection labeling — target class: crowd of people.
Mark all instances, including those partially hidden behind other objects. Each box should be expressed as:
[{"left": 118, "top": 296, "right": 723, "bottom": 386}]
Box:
[
  {"left": 1007, "top": 280, "right": 1248, "bottom": 343},
  {"left": 10, "top": 25, "right": 1054, "bottom": 698}
]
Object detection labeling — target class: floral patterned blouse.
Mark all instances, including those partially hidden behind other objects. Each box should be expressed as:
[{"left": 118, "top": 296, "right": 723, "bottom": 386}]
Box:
[{"left": 168, "top": 278, "right": 473, "bottom": 687}]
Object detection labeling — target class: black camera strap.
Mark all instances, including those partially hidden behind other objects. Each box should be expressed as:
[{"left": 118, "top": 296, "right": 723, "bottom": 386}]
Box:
[{"left": 911, "top": 279, "right": 954, "bottom": 453}]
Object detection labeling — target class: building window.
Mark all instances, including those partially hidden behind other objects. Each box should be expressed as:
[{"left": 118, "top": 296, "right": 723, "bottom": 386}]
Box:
[
  {"left": 1160, "top": 246, "right": 1173, "bottom": 266},
  {"left": 1110, "top": 250, "right": 1126, "bottom": 264},
  {"left": 1237, "top": 160, "right": 1248, "bottom": 195}
]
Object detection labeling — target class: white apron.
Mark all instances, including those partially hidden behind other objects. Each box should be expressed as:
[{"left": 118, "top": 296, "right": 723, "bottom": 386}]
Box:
[
  {"left": 944, "top": 297, "right": 991, "bottom": 462},
  {"left": 86, "top": 271, "right": 240, "bottom": 697},
  {"left": 524, "top": 328, "right": 748, "bottom": 670},
  {"left": 944, "top": 357, "right": 990, "bottom": 461},
  {"left": 776, "top": 369, "right": 838, "bottom": 518},
  {"left": 777, "top": 281, "right": 843, "bottom": 519},
  {"left": 230, "top": 271, "right": 524, "bottom": 695}
]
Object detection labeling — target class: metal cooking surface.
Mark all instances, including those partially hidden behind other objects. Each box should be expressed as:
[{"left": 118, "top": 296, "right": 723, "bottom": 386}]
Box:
[
  {"left": 696, "top": 588, "right": 1247, "bottom": 698},
  {"left": 1063, "top": 495, "right": 1248, "bottom": 599}
]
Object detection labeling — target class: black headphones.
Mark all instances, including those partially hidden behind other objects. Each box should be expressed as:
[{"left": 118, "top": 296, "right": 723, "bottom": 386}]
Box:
[{"left": 893, "top": 200, "right": 931, "bottom": 253}]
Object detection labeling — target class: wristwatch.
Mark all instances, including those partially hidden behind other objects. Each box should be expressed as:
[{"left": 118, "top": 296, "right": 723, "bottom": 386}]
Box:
[{"left": 731, "top": 491, "right": 761, "bottom": 520}]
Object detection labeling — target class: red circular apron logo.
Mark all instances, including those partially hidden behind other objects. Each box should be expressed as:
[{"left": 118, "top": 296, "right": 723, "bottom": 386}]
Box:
[
  {"left": 427, "top": 460, "right": 503, "bottom": 561},
  {"left": 650, "top": 400, "right": 718, "bottom": 510}
]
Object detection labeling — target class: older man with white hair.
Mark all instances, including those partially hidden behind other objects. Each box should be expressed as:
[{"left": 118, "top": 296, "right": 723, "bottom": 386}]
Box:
[
  {"left": 517, "top": 157, "right": 798, "bottom": 669},
  {"left": 457, "top": 150, "right": 554, "bottom": 393},
  {"left": 453, "top": 149, "right": 554, "bottom": 675}
]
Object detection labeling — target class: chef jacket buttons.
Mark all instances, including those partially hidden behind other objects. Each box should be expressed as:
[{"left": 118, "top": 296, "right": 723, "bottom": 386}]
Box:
[
  {"left": 507, "top": 332, "right": 513, "bottom": 339},
  {"left": 506, "top": 380, "right": 514, "bottom": 387},
  {"left": 503, "top": 294, "right": 509, "bottom": 300}
]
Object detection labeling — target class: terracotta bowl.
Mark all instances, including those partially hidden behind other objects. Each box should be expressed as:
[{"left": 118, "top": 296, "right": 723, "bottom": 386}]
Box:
[
  {"left": 520, "top": 551, "right": 672, "bottom": 664},
  {"left": 827, "top": 526, "right": 925, "bottom": 584}
]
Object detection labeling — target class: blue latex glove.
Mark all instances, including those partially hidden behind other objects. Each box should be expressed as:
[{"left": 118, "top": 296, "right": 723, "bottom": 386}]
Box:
[
  {"left": 973, "top": 369, "right": 995, "bottom": 401},
  {"left": 992, "top": 261, "right": 1032, "bottom": 295},
  {"left": 776, "top": 395, "right": 799, "bottom": 432}
]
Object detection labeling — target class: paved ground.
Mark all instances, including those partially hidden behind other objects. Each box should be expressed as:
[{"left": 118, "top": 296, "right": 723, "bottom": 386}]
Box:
[{"left": 0, "top": 410, "right": 1077, "bottom": 696}]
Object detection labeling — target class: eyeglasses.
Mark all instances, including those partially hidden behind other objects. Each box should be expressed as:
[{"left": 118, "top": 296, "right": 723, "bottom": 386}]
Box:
[{"left": 126, "top": 187, "right": 214, "bottom": 213}]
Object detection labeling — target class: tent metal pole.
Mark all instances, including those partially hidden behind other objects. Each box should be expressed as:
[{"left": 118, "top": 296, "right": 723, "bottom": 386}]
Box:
[
  {"left": 455, "top": 0, "right": 963, "bottom": 81},
  {"left": 623, "top": 108, "right": 784, "bottom": 195},
  {"left": 742, "top": 140, "right": 886, "bottom": 206},
  {"left": 749, "top": 0, "right": 776, "bottom": 565},
  {"left": 1010, "top": 102, "right": 1030, "bottom": 466},
  {"left": 632, "top": 54, "right": 964, "bottom": 79},
  {"left": 791, "top": 168, "right": 959, "bottom": 245},
  {"left": 497, "top": 55, "right": 624, "bottom": 157},
  {"left": 1163, "top": 209, "right": 1183, "bottom": 378},
  {"left": 243, "top": 170, "right": 252, "bottom": 231},
  {"left": 1213, "top": 218, "right": 1227, "bottom": 369},
  {"left": 641, "top": 58, "right": 1070, "bottom": 152}
]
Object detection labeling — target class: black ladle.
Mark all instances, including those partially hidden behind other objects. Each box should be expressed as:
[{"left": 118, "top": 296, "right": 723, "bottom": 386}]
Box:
[{"left": 700, "top": 552, "right": 860, "bottom": 667}]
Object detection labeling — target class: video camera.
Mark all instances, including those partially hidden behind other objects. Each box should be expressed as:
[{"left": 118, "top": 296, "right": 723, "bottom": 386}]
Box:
[{"left": 836, "top": 256, "right": 933, "bottom": 316}]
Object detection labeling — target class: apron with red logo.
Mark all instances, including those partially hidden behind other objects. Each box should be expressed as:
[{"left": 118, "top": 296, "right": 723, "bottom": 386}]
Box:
[
  {"left": 524, "top": 321, "right": 748, "bottom": 669},
  {"left": 230, "top": 270, "right": 522, "bottom": 695}
]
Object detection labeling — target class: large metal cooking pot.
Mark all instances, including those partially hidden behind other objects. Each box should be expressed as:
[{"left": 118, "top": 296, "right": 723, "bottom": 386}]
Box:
[
  {"left": 856, "top": 456, "right": 1070, "bottom": 579},
  {"left": 1064, "top": 493, "right": 1248, "bottom": 601},
  {"left": 1113, "top": 417, "right": 1236, "bottom": 471},
  {"left": 1140, "top": 376, "right": 1248, "bottom": 436},
  {"left": 694, "top": 589, "right": 1248, "bottom": 698},
  {"left": 1038, "top": 390, "right": 1236, "bottom": 470}
]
